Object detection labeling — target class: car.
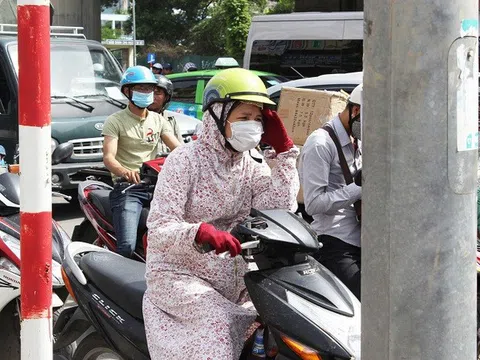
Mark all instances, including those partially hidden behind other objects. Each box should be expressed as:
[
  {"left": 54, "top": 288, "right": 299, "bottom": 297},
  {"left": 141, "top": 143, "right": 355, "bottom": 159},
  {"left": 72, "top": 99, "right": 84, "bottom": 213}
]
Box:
[
  {"left": 166, "top": 69, "right": 289, "bottom": 120},
  {"left": 168, "top": 109, "right": 201, "bottom": 140},
  {"left": 267, "top": 71, "right": 363, "bottom": 104}
]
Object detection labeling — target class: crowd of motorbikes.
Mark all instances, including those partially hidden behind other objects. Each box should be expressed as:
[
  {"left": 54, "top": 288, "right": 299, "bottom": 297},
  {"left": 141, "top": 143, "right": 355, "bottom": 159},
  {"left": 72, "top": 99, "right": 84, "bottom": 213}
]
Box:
[{"left": 0, "top": 141, "right": 477, "bottom": 360}]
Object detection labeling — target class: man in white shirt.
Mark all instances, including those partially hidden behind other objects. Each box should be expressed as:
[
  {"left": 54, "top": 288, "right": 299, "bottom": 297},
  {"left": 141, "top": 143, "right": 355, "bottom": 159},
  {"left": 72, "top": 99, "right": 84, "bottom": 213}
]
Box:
[{"left": 299, "top": 84, "right": 363, "bottom": 299}]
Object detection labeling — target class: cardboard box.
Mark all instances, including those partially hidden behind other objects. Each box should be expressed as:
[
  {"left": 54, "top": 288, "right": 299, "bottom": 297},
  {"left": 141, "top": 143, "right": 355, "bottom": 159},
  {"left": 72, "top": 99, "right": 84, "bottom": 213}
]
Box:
[{"left": 277, "top": 87, "right": 348, "bottom": 146}]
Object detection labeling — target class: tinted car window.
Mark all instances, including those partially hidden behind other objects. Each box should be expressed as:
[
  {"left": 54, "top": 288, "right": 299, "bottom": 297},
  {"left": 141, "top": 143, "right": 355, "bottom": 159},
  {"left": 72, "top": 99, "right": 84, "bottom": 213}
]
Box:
[
  {"left": 250, "top": 39, "right": 363, "bottom": 79},
  {"left": 260, "top": 75, "right": 289, "bottom": 88},
  {"left": 171, "top": 80, "right": 197, "bottom": 104}
]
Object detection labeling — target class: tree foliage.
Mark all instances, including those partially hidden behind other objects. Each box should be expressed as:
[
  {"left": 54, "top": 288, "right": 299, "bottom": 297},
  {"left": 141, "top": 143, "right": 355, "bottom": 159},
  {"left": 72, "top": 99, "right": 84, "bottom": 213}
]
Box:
[
  {"left": 101, "top": 22, "right": 123, "bottom": 41},
  {"left": 223, "top": 0, "right": 251, "bottom": 59},
  {"left": 121, "top": 0, "right": 272, "bottom": 58},
  {"left": 100, "top": 0, "right": 119, "bottom": 10},
  {"left": 189, "top": 4, "right": 227, "bottom": 56},
  {"left": 268, "top": 0, "right": 294, "bottom": 14}
]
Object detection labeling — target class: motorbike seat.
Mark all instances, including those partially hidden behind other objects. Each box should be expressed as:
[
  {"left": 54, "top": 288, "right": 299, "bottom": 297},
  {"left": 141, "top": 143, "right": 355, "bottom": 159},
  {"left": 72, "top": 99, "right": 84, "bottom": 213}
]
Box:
[
  {"left": 88, "top": 190, "right": 113, "bottom": 223},
  {"left": 79, "top": 251, "right": 146, "bottom": 320}
]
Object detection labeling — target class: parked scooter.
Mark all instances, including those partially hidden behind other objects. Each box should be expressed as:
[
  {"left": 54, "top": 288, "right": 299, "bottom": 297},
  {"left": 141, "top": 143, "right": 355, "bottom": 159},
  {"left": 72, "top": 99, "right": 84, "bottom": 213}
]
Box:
[
  {"left": 58, "top": 208, "right": 361, "bottom": 360},
  {"left": 0, "top": 143, "right": 75, "bottom": 360},
  {"left": 71, "top": 157, "right": 165, "bottom": 261}
]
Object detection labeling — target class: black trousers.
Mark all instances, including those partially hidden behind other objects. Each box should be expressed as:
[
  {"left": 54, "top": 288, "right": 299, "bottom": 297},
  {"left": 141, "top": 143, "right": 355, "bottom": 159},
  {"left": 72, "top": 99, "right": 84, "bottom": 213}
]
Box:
[{"left": 316, "top": 234, "right": 361, "bottom": 301}]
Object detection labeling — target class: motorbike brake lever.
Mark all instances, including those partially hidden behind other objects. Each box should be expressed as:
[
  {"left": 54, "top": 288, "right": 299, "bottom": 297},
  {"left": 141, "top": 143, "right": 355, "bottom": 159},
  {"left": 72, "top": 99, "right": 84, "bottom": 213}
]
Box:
[
  {"left": 218, "top": 240, "right": 261, "bottom": 259},
  {"left": 52, "top": 191, "right": 72, "bottom": 201},
  {"left": 120, "top": 180, "right": 147, "bottom": 194}
]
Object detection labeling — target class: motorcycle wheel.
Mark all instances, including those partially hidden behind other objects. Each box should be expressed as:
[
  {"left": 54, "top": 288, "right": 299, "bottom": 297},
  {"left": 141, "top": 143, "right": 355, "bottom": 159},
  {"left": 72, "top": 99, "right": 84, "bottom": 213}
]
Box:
[{"left": 73, "top": 333, "right": 124, "bottom": 360}]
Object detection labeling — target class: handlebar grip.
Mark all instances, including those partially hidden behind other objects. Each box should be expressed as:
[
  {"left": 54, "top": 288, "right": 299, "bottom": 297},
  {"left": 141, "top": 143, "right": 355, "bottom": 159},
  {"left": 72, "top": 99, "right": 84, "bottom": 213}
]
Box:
[{"left": 194, "top": 241, "right": 215, "bottom": 254}]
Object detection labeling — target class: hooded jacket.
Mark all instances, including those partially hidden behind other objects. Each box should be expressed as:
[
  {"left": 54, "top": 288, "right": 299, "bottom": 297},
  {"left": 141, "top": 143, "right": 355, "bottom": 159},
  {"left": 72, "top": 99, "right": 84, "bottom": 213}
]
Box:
[{"left": 143, "top": 103, "right": 299, "bottom": 359}]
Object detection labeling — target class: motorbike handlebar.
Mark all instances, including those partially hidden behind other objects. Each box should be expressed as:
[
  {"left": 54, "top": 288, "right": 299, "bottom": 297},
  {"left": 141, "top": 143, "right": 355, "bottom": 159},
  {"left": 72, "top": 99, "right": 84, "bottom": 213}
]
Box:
[
  {"left": 119, "top": 178, "right": 154, "bottom": 194},
  {"left": 52, "top": 191, "right": 72, "bottom": 201},
  {"left": 218, "top": 240, "right": 261, "bottom": 259},
  {"left": 197, "top": 240, "right": 261, "bottom": 258}
]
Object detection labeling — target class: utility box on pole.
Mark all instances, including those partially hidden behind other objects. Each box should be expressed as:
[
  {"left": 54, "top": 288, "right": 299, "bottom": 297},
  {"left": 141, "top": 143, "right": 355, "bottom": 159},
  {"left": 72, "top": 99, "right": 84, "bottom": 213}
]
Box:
[{"left": 362, "top": 0, "right": 478, "bottom": 359}]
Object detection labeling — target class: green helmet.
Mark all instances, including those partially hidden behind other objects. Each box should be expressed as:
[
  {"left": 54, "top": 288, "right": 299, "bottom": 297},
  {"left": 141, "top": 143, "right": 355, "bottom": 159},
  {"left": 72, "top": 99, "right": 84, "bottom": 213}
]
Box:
[{"left": 203, "top": 68, "right": 275, "bottom": 111}]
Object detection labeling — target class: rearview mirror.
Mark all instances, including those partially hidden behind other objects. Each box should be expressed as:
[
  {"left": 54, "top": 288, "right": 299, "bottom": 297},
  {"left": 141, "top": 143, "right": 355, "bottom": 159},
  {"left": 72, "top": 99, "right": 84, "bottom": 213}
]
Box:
[{"left": 52, "top": 143, "right": 73, "bottom": 165}]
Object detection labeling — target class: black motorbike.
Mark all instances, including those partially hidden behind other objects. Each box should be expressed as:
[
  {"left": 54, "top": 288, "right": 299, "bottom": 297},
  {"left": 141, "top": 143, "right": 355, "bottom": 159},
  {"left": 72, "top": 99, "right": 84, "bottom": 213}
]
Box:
[{"left": 57, "top": 208, "right": 361, "bottom": 360}]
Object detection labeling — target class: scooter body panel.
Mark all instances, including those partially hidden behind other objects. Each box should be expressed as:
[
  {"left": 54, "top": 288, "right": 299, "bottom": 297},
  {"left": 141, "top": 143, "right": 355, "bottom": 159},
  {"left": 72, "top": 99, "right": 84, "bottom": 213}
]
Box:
[
  {"left": 63, "top": 265, "right": 149, "bottom": 360},
  {"left": 245, "top": 257, "right": 361, "bottom": 360}
]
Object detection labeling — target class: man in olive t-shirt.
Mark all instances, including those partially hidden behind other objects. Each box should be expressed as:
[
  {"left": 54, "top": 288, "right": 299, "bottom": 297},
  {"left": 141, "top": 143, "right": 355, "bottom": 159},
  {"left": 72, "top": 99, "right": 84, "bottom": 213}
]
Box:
[{"left": 102, "top": 66, "right": 181, "bottom": 258}]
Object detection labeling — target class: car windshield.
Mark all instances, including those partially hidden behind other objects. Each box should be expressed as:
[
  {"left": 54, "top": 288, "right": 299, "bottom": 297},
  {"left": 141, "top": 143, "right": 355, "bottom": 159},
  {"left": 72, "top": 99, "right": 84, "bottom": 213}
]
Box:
[{"left": 7, "top": 43, "right": 125, "bottom": 99}]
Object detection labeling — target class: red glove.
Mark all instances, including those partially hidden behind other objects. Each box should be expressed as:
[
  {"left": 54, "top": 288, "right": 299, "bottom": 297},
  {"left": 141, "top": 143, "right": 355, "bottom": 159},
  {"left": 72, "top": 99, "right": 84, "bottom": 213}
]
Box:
[
  {"left": 261, "top": 109, "right": 294, "bottom": 154},
  {"left": 195, "top": 223, "right": 242, "bottom": 257}
]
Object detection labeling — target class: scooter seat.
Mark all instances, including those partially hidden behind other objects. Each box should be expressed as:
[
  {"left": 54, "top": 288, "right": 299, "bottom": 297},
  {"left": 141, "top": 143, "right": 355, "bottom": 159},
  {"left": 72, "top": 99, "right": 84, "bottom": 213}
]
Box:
[
  {"left": 80, "top": 251, "right": 146, "bottom": 320},
  {"left": 88, "top": 190, "right": 113, "bottom": 223}
]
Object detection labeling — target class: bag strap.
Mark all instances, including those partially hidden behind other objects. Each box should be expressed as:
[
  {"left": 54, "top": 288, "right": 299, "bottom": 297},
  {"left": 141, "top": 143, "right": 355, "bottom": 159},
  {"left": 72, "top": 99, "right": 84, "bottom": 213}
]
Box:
[
  {"left": 323, "top": 125, "right": 353, "bottom": 184},
  {"left": 323, "top": 124, "right": 362, "bottom": 221}
]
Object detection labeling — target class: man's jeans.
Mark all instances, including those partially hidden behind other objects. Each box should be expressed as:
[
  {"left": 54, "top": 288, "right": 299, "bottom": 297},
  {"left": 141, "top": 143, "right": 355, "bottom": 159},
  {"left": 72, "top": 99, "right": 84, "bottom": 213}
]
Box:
[{"left": 109, "top": 185, "right": 151, "bottom": 258}]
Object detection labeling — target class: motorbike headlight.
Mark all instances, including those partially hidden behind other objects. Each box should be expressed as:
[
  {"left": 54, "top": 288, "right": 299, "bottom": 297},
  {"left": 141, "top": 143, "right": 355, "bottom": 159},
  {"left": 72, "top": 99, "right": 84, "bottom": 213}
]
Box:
[
  {"left": 286, "top": 290, "right": 361, "bottom": 359},
  {"left": 51, "top": 138, "right": 58, "bottom": 154}
]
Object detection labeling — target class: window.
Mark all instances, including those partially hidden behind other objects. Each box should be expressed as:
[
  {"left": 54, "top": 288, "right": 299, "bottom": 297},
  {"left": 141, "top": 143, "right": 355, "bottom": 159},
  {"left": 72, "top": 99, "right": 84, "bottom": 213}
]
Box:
[
  {"left": 0, "top": 61, "right": 12, "bottom": 114},
  {"left": 250, "top": 40, "right": 363, "bottom": 79},
  {"left": 171, "top": 80, "right": 198, "bottom": 104},
  {"left": 8, "top": 43, "right": 123, "bottom": 98}
]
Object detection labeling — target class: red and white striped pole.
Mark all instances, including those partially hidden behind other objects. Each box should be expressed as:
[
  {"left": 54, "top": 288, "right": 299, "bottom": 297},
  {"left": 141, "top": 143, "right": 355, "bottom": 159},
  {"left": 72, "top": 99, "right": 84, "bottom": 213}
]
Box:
[{"left": 17, "top": 0, "right": 52, "bottom": 359}]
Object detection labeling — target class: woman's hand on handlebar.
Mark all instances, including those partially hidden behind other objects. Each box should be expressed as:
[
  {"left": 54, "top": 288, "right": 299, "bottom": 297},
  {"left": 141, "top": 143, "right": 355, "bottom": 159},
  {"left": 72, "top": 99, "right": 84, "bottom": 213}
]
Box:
[
  {"left": 195, "top": 223, "right": 242, "bottom": 257},
  {"left": 121, "top": 170, "right": 140, "bottom": 184}
]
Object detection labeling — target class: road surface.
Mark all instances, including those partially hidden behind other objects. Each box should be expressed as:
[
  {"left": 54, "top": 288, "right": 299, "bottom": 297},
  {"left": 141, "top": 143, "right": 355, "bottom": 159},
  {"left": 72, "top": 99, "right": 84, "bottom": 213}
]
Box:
[{"left": 53, "top": 198, "right": 84, "bottom": 237}]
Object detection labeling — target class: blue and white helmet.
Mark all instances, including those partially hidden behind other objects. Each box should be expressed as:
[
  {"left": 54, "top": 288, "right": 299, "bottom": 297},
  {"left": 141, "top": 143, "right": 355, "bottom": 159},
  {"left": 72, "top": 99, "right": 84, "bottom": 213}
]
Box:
[{"left": 120, "top": 66, "right": 157, "bottom": 91}]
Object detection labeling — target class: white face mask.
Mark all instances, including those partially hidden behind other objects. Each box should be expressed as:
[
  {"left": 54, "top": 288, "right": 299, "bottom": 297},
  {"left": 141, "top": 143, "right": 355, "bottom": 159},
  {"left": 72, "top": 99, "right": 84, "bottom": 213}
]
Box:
[{"left": 226, "top": 120, "right": 264, "bottom": 152}]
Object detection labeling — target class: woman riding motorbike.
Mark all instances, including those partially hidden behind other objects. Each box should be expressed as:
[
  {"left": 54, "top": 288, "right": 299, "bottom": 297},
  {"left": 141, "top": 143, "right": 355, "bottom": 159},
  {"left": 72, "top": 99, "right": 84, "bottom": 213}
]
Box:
[{"left": 143, "top": 68, "right": 300, "bottom": 359}]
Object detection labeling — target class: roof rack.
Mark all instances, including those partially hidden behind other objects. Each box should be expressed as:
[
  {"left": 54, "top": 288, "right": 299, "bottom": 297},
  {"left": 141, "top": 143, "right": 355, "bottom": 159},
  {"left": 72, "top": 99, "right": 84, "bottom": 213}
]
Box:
[{"left": 0, "top": 24, "right": 86, "bottom": 39}]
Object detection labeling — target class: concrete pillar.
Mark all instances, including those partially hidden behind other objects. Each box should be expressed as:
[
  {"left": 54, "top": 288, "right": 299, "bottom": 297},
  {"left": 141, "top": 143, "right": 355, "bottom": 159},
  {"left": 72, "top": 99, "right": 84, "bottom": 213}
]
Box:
[
  {"left": 362, "top": 0, "right": 478, "bottom": 358},
  {"left": 50, "top": 0, "right": 101, "bottom": 41}
]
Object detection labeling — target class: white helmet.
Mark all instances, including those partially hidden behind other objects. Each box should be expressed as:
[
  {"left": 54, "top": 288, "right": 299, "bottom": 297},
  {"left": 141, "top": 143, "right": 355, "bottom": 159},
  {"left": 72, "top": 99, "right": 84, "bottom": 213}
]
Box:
[{"left": 349, "top": 83, "right": 363, "bottom": 106}]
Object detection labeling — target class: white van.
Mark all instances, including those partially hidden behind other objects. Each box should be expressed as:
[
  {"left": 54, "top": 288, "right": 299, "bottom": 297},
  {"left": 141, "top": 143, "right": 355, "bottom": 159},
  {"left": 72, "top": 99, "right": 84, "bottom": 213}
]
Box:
[{"left": 243, "top": 12, "right": 363, "bottom": 79}]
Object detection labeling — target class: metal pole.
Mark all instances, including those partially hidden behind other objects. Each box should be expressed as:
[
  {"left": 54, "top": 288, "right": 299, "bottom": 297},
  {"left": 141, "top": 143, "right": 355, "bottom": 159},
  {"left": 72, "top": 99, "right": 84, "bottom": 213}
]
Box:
[
  {"left": 132, "top": 0, "right": 136, "bottom": 66},
  {"left": 362, "top": 0, "right": 478, "bottom": 359},
  {"left": 17, "top": 0, "right": 52, "bottom": 359}
]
